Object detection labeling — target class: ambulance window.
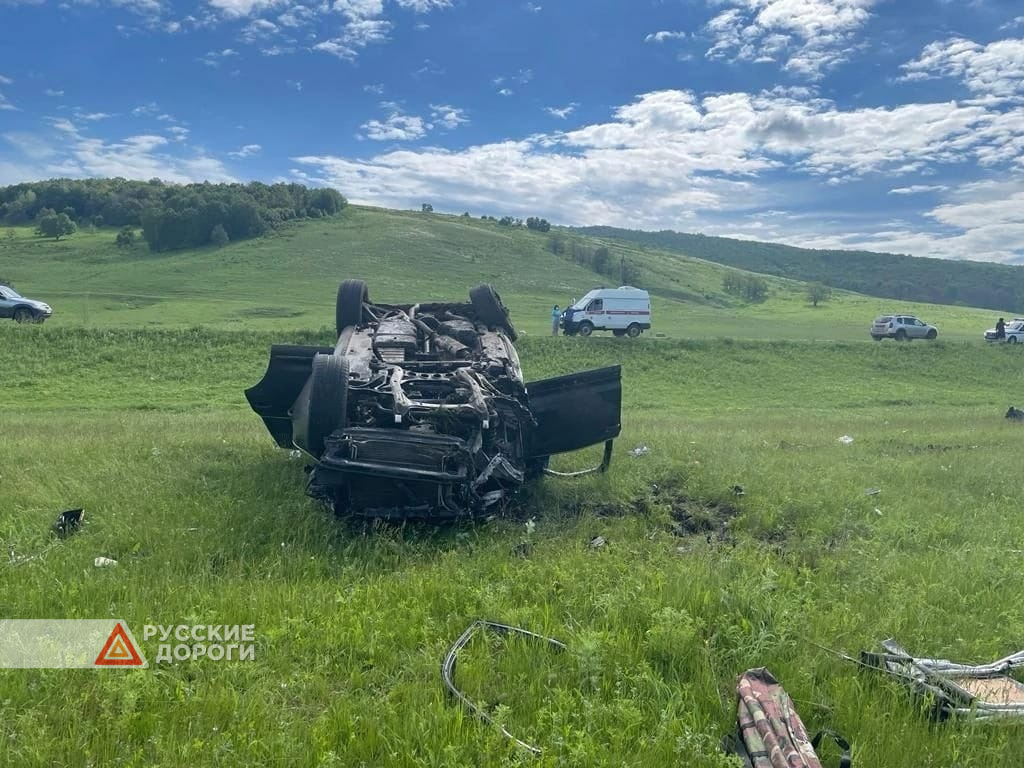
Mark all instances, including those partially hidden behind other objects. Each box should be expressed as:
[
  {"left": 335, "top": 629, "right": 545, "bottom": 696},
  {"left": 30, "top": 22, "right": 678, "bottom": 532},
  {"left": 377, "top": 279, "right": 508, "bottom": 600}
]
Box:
[{"left": 587, "top": 299, "right": 602, "bottom": 311}]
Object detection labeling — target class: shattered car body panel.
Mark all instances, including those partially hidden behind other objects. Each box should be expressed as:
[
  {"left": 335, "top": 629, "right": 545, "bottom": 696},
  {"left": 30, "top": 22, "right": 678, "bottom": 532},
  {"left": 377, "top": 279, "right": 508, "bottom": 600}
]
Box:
[{"left": 246, "top": 281, "right": 622, "bottom": 519}]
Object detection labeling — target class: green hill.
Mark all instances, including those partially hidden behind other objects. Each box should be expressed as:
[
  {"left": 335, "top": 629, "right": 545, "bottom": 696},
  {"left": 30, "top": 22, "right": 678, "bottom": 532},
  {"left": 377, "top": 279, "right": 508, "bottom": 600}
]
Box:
[
  {"left": 575, "top": 225, "right": 1024, "bottom": 314},
  {"left": 0, "top": 205, "right": 1010, "bottom": 341}
]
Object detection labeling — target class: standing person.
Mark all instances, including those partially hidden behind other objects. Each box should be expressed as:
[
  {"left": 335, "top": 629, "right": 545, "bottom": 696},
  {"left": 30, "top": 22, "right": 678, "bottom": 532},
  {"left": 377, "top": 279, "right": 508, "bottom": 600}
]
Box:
[
  {"left": 996, "top": 317, "right": 1006, "bottom": 340},
  {"left": 551, "top": 305, "right": 561, "bottom": 336}
]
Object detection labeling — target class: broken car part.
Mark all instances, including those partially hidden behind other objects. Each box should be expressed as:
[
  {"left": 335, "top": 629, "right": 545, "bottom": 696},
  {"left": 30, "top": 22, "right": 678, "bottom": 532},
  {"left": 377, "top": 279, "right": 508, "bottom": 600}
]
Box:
[
  {"left": 861, "top": 638, "right": 1024, "bottom": 720},
  {"left": 247, "top": 281, "right": 622, "bottom": 519},
  {"left": 441, "top": 620, "right": 567, "bottom": 755}
]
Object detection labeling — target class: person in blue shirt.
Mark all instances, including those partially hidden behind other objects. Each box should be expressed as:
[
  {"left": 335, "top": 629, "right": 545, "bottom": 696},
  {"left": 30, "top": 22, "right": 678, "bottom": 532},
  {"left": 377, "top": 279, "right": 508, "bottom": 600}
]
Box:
[{"left": 551, "top": 305, "right": 560, "bottom": 336}]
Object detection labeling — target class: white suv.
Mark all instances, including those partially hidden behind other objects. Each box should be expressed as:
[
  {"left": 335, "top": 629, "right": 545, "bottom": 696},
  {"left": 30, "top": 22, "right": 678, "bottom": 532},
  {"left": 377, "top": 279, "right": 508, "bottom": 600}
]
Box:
[{"left": 870, "top": 315, "right": 938, "bottom": 341}]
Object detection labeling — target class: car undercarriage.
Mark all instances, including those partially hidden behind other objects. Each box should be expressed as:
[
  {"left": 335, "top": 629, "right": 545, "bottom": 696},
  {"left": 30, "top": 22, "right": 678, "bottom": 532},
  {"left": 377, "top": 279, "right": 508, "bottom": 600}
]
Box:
[{"left": 246, "top": 281, "right": 622, "bottom": 519}]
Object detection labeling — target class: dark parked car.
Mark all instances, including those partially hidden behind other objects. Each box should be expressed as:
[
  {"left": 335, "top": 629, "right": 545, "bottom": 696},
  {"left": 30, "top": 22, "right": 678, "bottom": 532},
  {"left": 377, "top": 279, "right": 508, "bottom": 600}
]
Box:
[
  {"left": 247, "top": 281, "right": 622, "bottom": 519},
  {"left": 0, "top": 284, "right": 52, "bottom": 323}
]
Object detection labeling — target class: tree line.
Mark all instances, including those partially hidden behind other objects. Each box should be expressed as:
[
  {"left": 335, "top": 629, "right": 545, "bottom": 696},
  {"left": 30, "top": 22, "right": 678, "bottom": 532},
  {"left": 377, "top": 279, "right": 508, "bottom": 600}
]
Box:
[
  {"left": 0, "top": 178, "right": 346, "bottom": 252},
  {"left": 547, "top": 234, "right": 641, "bottom": 286},
  {"left": 576, "top": 225, "right": 1024, "bottom": 313}
]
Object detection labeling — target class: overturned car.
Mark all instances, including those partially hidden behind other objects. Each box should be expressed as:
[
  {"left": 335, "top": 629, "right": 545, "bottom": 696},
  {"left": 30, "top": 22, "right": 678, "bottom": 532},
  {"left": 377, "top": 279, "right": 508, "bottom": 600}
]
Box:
[{"left": 246, "top": 281, "right": 622, "bottom": 519}]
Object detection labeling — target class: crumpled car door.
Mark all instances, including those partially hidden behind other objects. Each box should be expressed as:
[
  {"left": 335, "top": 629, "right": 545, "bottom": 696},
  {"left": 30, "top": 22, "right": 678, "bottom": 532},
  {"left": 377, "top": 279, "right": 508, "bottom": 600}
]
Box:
[{"left": 526, "top": 366, "right": 621, "bottom": 458}]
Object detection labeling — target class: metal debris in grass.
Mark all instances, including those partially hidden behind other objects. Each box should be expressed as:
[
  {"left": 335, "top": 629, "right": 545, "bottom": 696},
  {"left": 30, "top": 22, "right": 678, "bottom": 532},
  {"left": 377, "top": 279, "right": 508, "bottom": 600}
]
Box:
[
  {"left": 52, "top": 508, "right": 85, "bottom": 539},
  {"left": 837, "top": 435, "right": 854, "bottom": 445},
  {"left": 629, "top": 444, "right": 650, "bottom": 457},
  {"left": 588, "top": 535, "right": 606, "bottom": 549},
  {"left": 442, "top": 620, "right": 567, "bottom": 755},
  {"left": 864, "top": 488, "right": 881, "bottom": 496},
  {"left": 861, "top": 639, "right": 1024, "bottom": 721},
  {"left": 731, "top": 485, "right": 745, "bottom": 497},
  {"left": 93, "top": 556, "right": 117, "bottom": 568}
]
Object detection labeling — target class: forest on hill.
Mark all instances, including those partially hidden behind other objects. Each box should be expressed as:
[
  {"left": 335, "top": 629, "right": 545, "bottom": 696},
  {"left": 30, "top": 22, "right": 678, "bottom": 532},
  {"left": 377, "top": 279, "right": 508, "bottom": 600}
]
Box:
[
  {"left": 576, "top": 226, "right": 1024, "bottom": 313},
  {"left": 0, "top": 178, "right": 346, "bottom": 252}
]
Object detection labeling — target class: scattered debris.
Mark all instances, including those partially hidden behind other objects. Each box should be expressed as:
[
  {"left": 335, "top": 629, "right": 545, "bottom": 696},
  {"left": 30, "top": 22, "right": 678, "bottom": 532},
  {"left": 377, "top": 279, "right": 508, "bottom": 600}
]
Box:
[
  {"left": 289, "top": 449, "right": 302, "bottom": 459},
  {"left": 874, "top": 508, "right": 883, "bottom": 516},
  {"left": 1007, "top": 406, "right": 1024, "bottom": 422},
  {"left": 731, "top": 485, "right": 745, "bottom": 497},
  {"left": 864, "top": 488, "right": 881, "bottom": 496},
  {"left": 837, "top": 435, "right": 854, "bottom": 445},
  {"left": 629, "top": 444, "right": 650, "bottom": 457},
  {"left": 52, "top": 508, "right": 85, "bottom": 539},
  {"left": 723, "top": 668, "right": 851, "bottom": 768},
  {"left": 442, "top": 620, "right": 567, "bottom": 755},
  {"left": 588, "top": 535, "right": 607, "bottom": 549},
  {"left": 861, "top": 638, "right": 1024, "bottom": 720},
  {"left": 93, "top": 556, "right": 117, "bottom": 568}
]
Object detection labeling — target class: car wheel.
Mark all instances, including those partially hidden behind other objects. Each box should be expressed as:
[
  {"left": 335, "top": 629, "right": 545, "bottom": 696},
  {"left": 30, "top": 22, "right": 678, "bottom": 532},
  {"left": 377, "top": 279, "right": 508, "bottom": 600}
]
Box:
[
  {"left": 336, "top": 279, "right": 368, "bottom": 337},
  {"left": 578, "top": 321, "right": 594, "bottom": 337},
  {"left": 612, "top": 329, "right": 626, "bottom": 337},
  {"left": 469, "top": 284, "right": 517, "bottom": 341},
  {"left": 1008, "top": 336, "right": 1018, "bottom": 344},
  {"left": 13, "top": 307, "right": 31, "bottom": 324},
  {"left": 307, "top": 354, "right": 350, "bottom": 457},
  {"left": 871, "top": 335, "right": 882, "bottom": 341},
  {"left": 926, "top": 329, "right": 937, "bottom": 340},
  {"left": 626, "top": 323, "right": 642, "bottom": 338},
  {"left": 895, "top": 329, "right": 907, "bottom": 341}
]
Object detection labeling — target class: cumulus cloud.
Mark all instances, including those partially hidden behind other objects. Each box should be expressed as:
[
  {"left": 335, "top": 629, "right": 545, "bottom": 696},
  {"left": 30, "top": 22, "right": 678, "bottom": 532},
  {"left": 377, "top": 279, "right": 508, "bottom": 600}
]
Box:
[
  {"left": 429, "top": 104, "right": 468, "bottom": 130},
  {"left": 206, "top": 0, "right": 286, "bottom": 18},
  {"left": 361, "top": 112, "right": 428, "bottom": 141},
  {"left": 0, "top": 75, "right": 13, "bottom": 85},
  {"left": 888, "top": 185, "right": 949, "bottom": 195},
  {"left": 644, "top": 30, "right": 686, "bottom": 43},
  {"left": 228, "top": 143, "right": 262, "bottom": 157},
  {"left": 901, "top": 37, "right": 1024, "bottom": 100},
  {"left": 545, "top": 103, "right": 578, "bottom": 119},
  {"left": 705, "top": 0, "right": 877, "bottom": 79},
  {"left": 292, "top": 87, "right": 1024, "bottom": 261},
  {"left": 393, "top": 0, "right": 451, "bottom": 10}
]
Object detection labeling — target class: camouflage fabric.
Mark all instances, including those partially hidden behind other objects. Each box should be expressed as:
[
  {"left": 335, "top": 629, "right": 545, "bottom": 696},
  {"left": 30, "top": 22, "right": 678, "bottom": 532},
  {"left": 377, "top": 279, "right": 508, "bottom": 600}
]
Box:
[{"left": 736, "top": 668, "right": 822, "bottom": 768}]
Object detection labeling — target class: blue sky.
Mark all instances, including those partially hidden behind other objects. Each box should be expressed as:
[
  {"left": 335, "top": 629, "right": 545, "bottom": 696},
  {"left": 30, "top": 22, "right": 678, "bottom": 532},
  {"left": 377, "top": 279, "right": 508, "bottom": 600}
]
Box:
[{"left": 1, "top": 0, "right": 1023, "bottom": 262}]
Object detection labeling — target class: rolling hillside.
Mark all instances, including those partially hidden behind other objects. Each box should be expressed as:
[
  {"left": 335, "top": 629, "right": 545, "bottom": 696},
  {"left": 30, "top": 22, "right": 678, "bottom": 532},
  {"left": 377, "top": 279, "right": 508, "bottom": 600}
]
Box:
[
  {"left": 0, "top": 205, "right": 1011, "bottom": 341},
  {"left": 575, "top": 225, "right": 1024, "bottom": 313}
]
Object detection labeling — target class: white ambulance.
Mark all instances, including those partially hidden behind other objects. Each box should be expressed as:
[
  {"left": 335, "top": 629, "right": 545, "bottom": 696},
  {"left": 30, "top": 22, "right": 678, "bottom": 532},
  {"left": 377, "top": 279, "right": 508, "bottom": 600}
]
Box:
[{"left": 561, "top": 286, "right": 652, "bottom": 338}]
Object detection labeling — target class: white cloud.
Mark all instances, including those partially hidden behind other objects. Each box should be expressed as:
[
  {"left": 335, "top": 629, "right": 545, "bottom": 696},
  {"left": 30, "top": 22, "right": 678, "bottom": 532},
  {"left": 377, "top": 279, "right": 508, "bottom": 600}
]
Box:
[
  {"left": 901, "top": 37, "right": 1024, "bottom": 100},
  {"left": 76, "top": 112, "right": 113, "bottom": 121},
  {"left": 50, "top": 118, "right": 78, "bottom": 133},
  {"left": 333, "top": 0, "right": 383, "bottom": 19},
  {"left": 705, "top": 0, "right": 877, "bottom": 79},
  {"left": 0, "top": 94, "right": 16, "bottom": 112},
  {"left": 164, "top": 20, "right": 181, "bottom": 32},
  {"left": 393, "top": 0, "right": 451, "bottom": 11},
  {"left": 1000, "top": 16, "right": 1024, "bottom": 31},
  {"left": 293, "top": 87, "right": 1024, "bottom": 261},
  {"left": 167, "top": 126, "right": 190, "bottom": 141},
  {"left": 497, "top": 88, "right": 514, "bottom": 97},
  {"left": 240, "top": 18, "right": 279, "bottom": 42},
  {"left": 286, "top": 79, "right": 303, "bottom": 91},
  {"left": 0, "top": 75, "right": 12, "bottom": 85},
  {"left": 228, "top": 143, "right": 262, "bottom": 157},
  {"left": 3, "top": 132, "right": 56, "bottom": 159},
  {"left": 361, "top": 112, "right": 427, "bottom": 141},
  {"left": 277, "top": 4, "right": 316, "bottom": 26},
  {"left": 314, "top": 17, "right": 391, "bottom": 59},
  {"left": 132, "top": 102, "right": 161, "bottom": 116},
  {"left": 364, "top": 83, "right": 385, "bottom": 95},
  {"left": 429, "top": 104, "right": 468, "bottom": 130},
  {"left": 524, "top": 2, "right": 541, "bottom": 12},
  {"left": 545, "top": 103, "right": 578, "bottom": 119},
  {"left": 206, "top": 0, "right": 285, "bottom": 18},
  {"left": 200, "top": 47, "right": 240, "bottom": 66},
  {"left": 645, "top": 30, "right": 687, "bottom": 43},
  {"left": 888, "top": 185, "right": 949, "bottom": 195}
]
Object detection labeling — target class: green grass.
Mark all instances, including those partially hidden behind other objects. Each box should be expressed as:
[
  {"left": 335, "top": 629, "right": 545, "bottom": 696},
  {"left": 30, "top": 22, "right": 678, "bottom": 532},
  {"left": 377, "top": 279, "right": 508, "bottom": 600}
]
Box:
[
  {"left": 3, "top": 210, "right": 1024, "bottom": 766},
  {"left": 4, "top": 327, "right": 1024, "bottom": 766},
  {"left": 0, "top": 207, "right": 1011, "bottom": 341}
]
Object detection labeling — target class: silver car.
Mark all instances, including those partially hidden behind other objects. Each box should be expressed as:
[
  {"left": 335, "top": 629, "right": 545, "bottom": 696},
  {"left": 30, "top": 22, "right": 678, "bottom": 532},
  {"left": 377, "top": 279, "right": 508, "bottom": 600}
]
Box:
[
  {"left": 870, "top": 314, "right": 937, "bottom": 341},
  {"left": 0, "top": 284, "right": 52, "bottom": 323}
]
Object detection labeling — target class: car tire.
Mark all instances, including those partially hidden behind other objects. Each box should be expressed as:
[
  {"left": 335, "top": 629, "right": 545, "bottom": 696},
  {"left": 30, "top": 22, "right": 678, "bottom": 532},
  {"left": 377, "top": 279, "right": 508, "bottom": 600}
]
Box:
[
  {"left": 336, "top": 279, "right": 368, "bottom": 337},
  {"left": 307, "top": 354, "right": 350, "bottom": 457},
  {"left": 469, "top": 284, "right": 517, "bottom": 341},
  {"left": 578, "top": 321, "right": 594, "bottom": 337},
  {"left": 1008, "top": 336, "right": 1018, "bottom": 344},
  {"left": 926, "top": 329, "right": 937, "bottom": 340},
  {"left": 626, "top": 323, "right": 642, "bottom": 338},
  {"left": 895, "top": 329, "right": 907, "bottom": 341},
  {"left": 612, "top": 329, "right": 626, "bottom": 337},
  {"left": 13, "top": 307, "right": 32, "bottom": 324},
  {"left": 871, "top": 335, "right": 882, "bottom": 341}
]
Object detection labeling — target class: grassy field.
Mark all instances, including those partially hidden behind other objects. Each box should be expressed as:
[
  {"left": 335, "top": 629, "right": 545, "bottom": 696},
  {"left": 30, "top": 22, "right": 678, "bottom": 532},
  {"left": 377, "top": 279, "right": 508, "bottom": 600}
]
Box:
[
  {"left": 3, "top": 211, "right": 1024, "bottom": 766},
  {"left": 0, "top": 207, "right": 1012, "bottom": 341},
  {"left": 4, "top": 323, "right": 1024, "bottom": 766}
]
